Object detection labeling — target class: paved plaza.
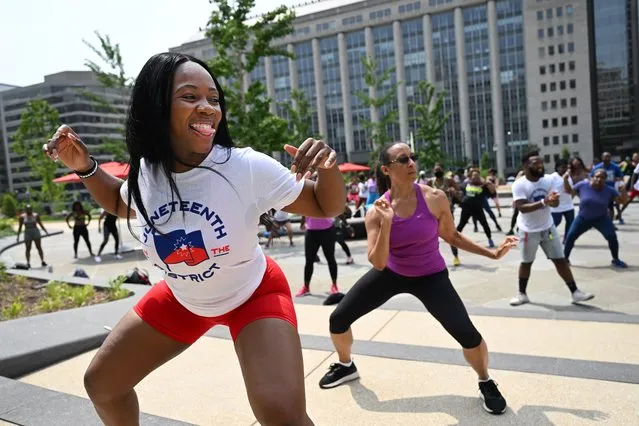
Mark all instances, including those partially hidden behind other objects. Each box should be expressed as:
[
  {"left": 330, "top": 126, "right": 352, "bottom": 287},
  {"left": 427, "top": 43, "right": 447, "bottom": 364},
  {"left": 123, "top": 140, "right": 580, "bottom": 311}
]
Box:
[{"left": 2, "top": 203, "right": 639, "bottom": 425}]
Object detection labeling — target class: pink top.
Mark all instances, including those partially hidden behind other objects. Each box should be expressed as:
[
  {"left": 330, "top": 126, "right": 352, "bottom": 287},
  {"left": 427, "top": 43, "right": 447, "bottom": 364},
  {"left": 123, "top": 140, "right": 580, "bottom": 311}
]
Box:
[
  {"left": 305, "top": 217, "right": 334, "bottom": 230},
  {"left": 383, "top": 184, "right": 446, "bottom": 277}
]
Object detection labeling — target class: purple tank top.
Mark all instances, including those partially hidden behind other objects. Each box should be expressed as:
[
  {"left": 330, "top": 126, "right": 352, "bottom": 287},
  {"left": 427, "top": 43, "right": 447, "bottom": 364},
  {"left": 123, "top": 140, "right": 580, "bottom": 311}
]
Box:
[
  {"left": 305, "top": 217, "right": 334, "bottom": 230},
  {"left": 384, "top": 184, "right": 446, "bottom": 277}
]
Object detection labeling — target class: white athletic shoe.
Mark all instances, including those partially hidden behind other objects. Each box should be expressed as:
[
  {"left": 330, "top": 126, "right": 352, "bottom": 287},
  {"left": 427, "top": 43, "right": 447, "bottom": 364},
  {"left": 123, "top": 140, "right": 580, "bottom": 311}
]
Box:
[
  {"left": 571, "top": 289, "right": 594, "bottom": 304},
  {"left": 94, "top": 256, "right": 102, "bottom": 263},
  {"left": 509, "top": 293, "right": 530, "bottom": 306},
  {"left": 115, "top": 254, "right": 123, "bottom": 260}
]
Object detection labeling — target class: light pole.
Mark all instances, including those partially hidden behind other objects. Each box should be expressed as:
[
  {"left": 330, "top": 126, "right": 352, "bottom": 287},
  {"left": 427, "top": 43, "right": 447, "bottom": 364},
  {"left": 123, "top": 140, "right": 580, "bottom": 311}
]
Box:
[{"left": 507, "top": 130, "right": 514, "bottom": 171}]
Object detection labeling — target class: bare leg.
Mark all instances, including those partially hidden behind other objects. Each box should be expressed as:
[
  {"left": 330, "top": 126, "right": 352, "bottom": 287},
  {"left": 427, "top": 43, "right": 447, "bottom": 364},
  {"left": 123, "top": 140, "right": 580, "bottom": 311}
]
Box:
[
  {"left": 285, "top": 222, "right": 294, "bottom": 245},
  {"left": 331, "top": 329, "right": 354, "bottom": 363},
  {"left": 235, "top": 318, "right": 313, "bottom": 425},
  {"left": 34, "top": 239, "right": 45, "bottom": 264},
  {"left": 463, "top": 339, "right": 489, "bottom": 380},
  {"left": 552, "top": 258, "right": 575, "bottom": 283},
  {"left": 24, "top": 240, "right": 32, "bottom": 266},
  {"left": 84, "top": 311, "right": 190, "bottom": 426}
]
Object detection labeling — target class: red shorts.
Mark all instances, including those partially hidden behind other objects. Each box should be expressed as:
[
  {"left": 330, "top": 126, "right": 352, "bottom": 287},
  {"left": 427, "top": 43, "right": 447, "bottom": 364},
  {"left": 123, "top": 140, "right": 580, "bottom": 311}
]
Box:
[
  {"left": 133, "top": 257, "right": 297, "bottom": 344},
  {"left": 629, "top": 189, "right": 639, "bottom": 200},
  {"left": 347, "top": 193, "right": 359, "bottom": 203}
]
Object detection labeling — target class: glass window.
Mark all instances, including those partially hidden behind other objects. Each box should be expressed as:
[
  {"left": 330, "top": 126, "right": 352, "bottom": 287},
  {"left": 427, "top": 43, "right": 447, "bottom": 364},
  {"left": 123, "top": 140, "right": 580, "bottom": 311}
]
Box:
[
  {"left": 540, "top": 65, "right": 546, "bottom": 75},
  {"left": 539, "top": 46, "right": 545, "bottom": 58},
  {"left": 567, "top": 42, "right": 574, "bottom": 53},
  {"left": 572, "top": 133, "right": 579, "bottom": 143},
  {"left": 570, "top": 97, "right": 577, "bottom": 107},
  {"left": 569, "top": 79, "right": 576, "bottom": 89},
  {"left": 550, "top": 63, "right": 556, "bottom": 73},
  {"left": 562, "top": 117, "right": 568, "bottom": 126},
  {"left": 571, "top": 116, "right": 578, "bottom": 125},
  {"left": 560, "top": 81, "right": 566, "bottom": 90},
  {"left": 563, "top": 135, "right": 569, "bottom": 144},
  {"left": 569, "top": 61, "right": 575, "bottom": 71},
  {"left": 550, "top": 82, "right": 557, "bottom": 91},
  {"left": 566, "top": 5, "right": 573, "bottom": 16},
  {"left": 552, "top": 118, "right": 558, "bottom": 127},
  {"left": 554, "top": 153, "right": 561, "bottom": 162},
  {"left": 546, "top": 8, "right": 553, "bottom": 19},
  {"left": 559, "top": 62, "right": 565, "bottom": 72},
  {"left": 538, "top": 29, "right": 544, "bottom": 39},
  {"left": 549, "top": 45, "right": 555, "bottom": 56},
  {"left": 553, "top": 136, "right": 560, "bottom": 144},
  {"left": 544, "top": 154, "right": 551, "bottom": 163},
  {"left": 558, "top": 25, "right": 564, "bottom": 36},
  {"left": 558, "top": 43, "right": 565, "bottom": 54},
  {"left": 543, "top": 136, "right": 550, "bottom": 146},
  {"left": 537, "top": 10, "right": 544, "bottom": 20},
  {"left": 542, "top": 119, "right": 549, "bottom": 128},
  {"left": 551, "top": 100, "right": 558, "bottom": 109},
  {"left": 547, "top": 27, "right": 554, "bottom": 37},
  {"left": 556, "top": 7, "right": 563, "bottom": 17},
  {"left": 567, "top": 23, "right": 573, "bottom": 34},
  {"left": 542, "top": 101, "right": 548, "bottom": 111},
  {"left": 561, "top": 98, "right": 567, "bottom": 108},
  {"left": 541, "top": 83, "right": 547, "bottom": 92}
]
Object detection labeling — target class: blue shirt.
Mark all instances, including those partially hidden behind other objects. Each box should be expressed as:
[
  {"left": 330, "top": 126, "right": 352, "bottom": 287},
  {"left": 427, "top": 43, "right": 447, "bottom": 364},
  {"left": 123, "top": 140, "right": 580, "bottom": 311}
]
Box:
[
  {"left": 574, "top": 181, "right": 618, "bottom": 220},
  {"left": 590, "top": 162, "right": 623, "bottom": 187}
]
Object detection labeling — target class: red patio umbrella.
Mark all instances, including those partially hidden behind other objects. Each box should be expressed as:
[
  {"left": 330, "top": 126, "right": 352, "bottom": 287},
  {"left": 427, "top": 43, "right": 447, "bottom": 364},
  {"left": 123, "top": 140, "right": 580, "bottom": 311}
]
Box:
[
  {"left": 338, "top": 162, "right": 371, "bottom": 173},
  {"left": 52, "top": 162, "right": 130, "bottom": 183}
]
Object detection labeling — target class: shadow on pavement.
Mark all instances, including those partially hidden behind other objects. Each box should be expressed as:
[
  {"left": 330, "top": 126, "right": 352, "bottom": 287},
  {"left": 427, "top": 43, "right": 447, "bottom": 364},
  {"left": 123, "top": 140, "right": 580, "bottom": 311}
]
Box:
[
  {"left": 348, "top": 381, "right": 609, "bottom": 426},
  {"left": 526, "top": 302, "right": 628, "bottom": 315},
  {"left": 451, "top": 263, "right": 499, "bottom": 273},
  {"left": 571, "top": 264, "right": 639, "bottom": 273}
]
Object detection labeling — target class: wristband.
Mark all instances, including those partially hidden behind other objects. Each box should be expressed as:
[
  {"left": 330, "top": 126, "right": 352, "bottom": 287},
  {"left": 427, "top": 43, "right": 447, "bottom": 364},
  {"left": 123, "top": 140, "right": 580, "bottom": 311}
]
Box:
[
  {"left": 75, "top": 156, "right": 98, "bottom": 179},
  {"left": 541, "top": 198, "right": 546, "bottom": 207}
]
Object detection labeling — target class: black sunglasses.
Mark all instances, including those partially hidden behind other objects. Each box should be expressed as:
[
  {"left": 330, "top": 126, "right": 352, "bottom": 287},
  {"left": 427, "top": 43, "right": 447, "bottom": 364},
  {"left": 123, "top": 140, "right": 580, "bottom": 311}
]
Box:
[{"left": 389, "top": 153, "right": 417, "bottom": 165}]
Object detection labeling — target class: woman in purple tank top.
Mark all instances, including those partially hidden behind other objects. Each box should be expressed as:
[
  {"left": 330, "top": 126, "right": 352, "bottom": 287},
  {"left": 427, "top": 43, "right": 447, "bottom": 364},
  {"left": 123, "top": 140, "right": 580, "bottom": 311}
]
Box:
[{"left": 318, "top": 143, "right": 518, "bottom": 415}]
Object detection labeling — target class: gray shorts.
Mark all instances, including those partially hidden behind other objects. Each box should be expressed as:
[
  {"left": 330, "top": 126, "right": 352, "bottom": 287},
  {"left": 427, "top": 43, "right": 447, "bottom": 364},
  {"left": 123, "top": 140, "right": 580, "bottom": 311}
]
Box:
[
  {"left": 519, "top": 225, "right": 564, "bottom": 263},
  {"left": 23, "top": 228, "right": 41, "bottom": 243}
]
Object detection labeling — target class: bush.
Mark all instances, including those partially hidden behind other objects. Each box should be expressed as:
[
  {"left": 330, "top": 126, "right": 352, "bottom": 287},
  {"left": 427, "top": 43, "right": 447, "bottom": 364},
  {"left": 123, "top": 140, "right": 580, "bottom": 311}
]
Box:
[
  {"left": 108, "top": 276, "right": 130, "bottom": 301},
  {"left": 2, "top": 193, "right": 18, "bottom": 218},
  {"left": 2, "top": 298, "right": 24, "bottom": 320}
]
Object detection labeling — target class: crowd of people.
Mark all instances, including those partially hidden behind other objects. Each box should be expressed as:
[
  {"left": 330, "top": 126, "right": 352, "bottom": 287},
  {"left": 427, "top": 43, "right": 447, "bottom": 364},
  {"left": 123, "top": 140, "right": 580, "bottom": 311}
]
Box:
[{"left": 40, "top": 51, "right": 637, "bottom": 424}]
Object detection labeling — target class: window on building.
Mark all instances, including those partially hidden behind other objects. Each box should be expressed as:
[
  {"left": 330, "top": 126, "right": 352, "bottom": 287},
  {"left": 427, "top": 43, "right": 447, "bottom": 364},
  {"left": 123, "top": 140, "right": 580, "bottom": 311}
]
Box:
[
  {"left": 566, "top": 5, "right": 574, "bottom": 16},
  {"left": 560, "top": 81, "right": 566, "bottom": 90},
  {"left": 541, "top": 83, "right": 547, "bottom": 93},
  {"left": 572, "top": 133, "right": 579, "bottom": 143},
  {"left": 552, "top": 118, "right": 558, "bottom": 127},
  {"left": 542, "top": 101, "right": 548, "bottom": 111},
  {"left": 570, "top": 97, "right": 577, "bottom": 107},
  {"left": 556, "top": 7, "right": 563, "bottom": 17},
  {"left": 561, "top": 98, "right": 567, "bottom": 108},
  {"left": 569, "top": 79, "right": 576, "bottom": 89},
  {"left": 569, "top": 61, "right": 575, "bottom": 71},
  {"left": 549, "top": 45, "right": 555, "bottom": 56},
  {"left": 553, "top": 136, "right": 560, "bottom": 145},
  {"left": 542, "top": 119, "right": 549, "bottom": 128},
  {"left": 571, "top": 116, "right": 578, "bottom": 125},
  {"left": 558, "top": 43, "right": 565, "bottom": 54},
  {"left": 550, "top": 82, "right": 557, "bottom": 91},
  {"left": 538, "top": 29, "right": 544, "bottom": 39},
  {"left": 537, "top": 10, "right": 544, "bottom": 20},
  {"left": 567, "top": 23, "right": 573, "bottom": 34},
  {"left": 568, "top": 42, "right": 575, "bottom": 53},
  {"left": 550, "top": 63, "right": 556, "bottom": 73},
  {"left": 540, "top": 65, "right": 546, "bottom": 75},
  {"left": 558, "top": 25, "right": 564, "bottom": 36},
  {"left": 544, "top": 154, "right": 551, "bottom": 163},
  {"left": 546, "top": 8, "right": 553, "bottom": 19},
  {"left": 543, "top": 137, "right": 550, "bottom": 146},
  {"left": 559, "top": 62, "right": 565, "bottom": 72},
  {"left": 562, "top": 117, "right": 568, "bottom": 126},
  {"left": 547, "top": 27, "right": 554, "bottom": 37},
  {"left": 554, "top": 153, "right": 561, "bottom": 162},
  {"left": 563, "top": 135, "right": 569, "bottom": 144},
  {"left": 551, "top": 100, "right": 558, "bottom": 109},
  {"left": 539, "top": 47, "right": 546, "bottom": 58}
]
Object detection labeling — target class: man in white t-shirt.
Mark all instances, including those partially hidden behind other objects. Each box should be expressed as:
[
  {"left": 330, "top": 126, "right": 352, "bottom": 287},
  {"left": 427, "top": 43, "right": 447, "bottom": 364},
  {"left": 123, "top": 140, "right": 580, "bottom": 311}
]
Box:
[
  {"left": 510, "top": 151, "right": 594, "bottom": 307},
  {"left": 549, "top": 159, "right": 575, "bottom": 243}
]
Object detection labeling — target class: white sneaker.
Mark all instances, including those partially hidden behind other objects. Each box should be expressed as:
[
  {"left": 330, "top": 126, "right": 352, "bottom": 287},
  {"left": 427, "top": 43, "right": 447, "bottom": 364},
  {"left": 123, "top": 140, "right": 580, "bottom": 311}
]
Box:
[
  {"left": 115, "top": 254, "right": 123, "bottom": 260},
  {"left": 509, "top": 293, "right": 530, "bottom": 306},
  {"left": 571, "top": 289, "right": 594, "bottom": 304},
  {"left": 94, "top": 256, "right": 102, "bottom": 263}
]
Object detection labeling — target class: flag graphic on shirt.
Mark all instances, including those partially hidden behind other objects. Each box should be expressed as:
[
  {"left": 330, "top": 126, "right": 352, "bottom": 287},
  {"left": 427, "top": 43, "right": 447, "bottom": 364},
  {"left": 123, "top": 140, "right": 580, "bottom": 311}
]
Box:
[{"left": 153, "top": 230, "right": 209, "bottom": 267}]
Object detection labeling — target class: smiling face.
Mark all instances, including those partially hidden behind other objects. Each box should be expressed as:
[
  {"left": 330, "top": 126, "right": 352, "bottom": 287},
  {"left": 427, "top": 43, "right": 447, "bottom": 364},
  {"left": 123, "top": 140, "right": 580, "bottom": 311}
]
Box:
[
  {"left": 169, "top": 61, "right": 223, "bottom": 165},
  {"left": 525, "top": 155, "right": 545, "bottom": 178},
  {"left": 381, "top": 143, "right": 417, "bottom": 184}
]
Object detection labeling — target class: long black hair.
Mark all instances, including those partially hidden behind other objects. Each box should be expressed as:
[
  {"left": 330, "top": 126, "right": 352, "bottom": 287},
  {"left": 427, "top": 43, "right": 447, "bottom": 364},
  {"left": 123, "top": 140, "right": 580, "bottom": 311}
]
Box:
[
  {"left": 375, "top": 143, "right": 396, "bottom": 195},
  {"left": 124, "top": 52, "right": 234, "bottom": 238}
]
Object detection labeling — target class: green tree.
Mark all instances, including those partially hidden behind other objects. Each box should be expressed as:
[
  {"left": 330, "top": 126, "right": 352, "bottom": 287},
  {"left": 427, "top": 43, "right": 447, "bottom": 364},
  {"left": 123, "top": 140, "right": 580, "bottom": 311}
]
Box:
[
  {"left": 205, "top": 0, "right": 296, "bottom": 153},
  {"left": 480, "top": 152, "right": 491, "bottom": 171},
  {"left": 561, "top": 147, "right": 571, "bottom": 160},
  {"left": 82, "top": 31, "right": 130, "bottom": 162},
  {"left": 410, "top": 81, "right": 451, "bottom": 171},
  {"left": 2, "top": 193, "right": 18, "bottom": 218},
  {"left": 12, "top": 100, "right": 65, "bottom": 203},
  {"left": 356, "top": 56, "right": 400, "bottom": 164},
  {"left": 280, "top": 89, "right": 314, "bottom": 143}
]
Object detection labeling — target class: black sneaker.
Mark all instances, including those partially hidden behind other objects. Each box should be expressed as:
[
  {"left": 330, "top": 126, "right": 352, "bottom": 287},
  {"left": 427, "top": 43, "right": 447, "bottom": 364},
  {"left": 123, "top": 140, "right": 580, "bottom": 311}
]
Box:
[
  {"left": 478, "top": 379, "right": 507, "bottom": 414},
  {"left": 319, "top": 362, "right": 360, "bottom": 389}
]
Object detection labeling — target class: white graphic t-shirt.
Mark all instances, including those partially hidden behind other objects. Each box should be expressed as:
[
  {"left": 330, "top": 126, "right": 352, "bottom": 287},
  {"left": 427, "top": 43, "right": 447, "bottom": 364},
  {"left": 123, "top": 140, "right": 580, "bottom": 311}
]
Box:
[
  {"left": 549, "top": 172, "right": 574, "bottom": 213},
  {"left": 121, "top": 145, "right": 304, "bottom": 316},
  {"left": 512, "top": 175, "right": 556, "bottom": 233}
]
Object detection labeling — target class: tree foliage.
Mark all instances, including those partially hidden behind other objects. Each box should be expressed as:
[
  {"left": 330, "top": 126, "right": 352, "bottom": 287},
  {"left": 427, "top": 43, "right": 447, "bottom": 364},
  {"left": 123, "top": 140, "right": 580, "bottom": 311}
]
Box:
[
  {"left": 280, "top": 89, "right": 314, "bottom": 144},
  {"left": 205, "top": 0, "right": 296, "bottom": 153},
  {"left": 410, "top": 81, "right": 451, "bottom": 171},
  {"left": 11, "top": 100, "right": 65, "bottom": 203}
]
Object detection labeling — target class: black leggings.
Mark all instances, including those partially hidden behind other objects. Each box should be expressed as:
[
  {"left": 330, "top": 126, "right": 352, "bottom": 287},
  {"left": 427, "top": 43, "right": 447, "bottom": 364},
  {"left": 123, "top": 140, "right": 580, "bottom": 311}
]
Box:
[
  {"left": 73, "top": 226, "right": 93, "bottom": 256},
  {"left": 510, "top": 208, "right": 519, "bottom": 231},
  {"left": 98, "top": 223, "right": 120, "bottom": 255},
  {"left": 452, "top": 205, "right": 491, "bottom": 256},
  {"left": 335, "top": 229, "right": 352, "bottom": 257},
  {"left": 304, "top": 228, "right": 337, "bottom": 285},
  {"left": 329, "top": 268, "right": 482, "bottom": 349}
]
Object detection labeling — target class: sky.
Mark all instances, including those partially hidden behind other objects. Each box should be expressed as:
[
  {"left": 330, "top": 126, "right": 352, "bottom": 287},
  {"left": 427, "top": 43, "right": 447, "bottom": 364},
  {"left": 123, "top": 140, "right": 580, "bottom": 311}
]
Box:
[{"left": 0, "top": 0, "right": 362, "bottom": 87}]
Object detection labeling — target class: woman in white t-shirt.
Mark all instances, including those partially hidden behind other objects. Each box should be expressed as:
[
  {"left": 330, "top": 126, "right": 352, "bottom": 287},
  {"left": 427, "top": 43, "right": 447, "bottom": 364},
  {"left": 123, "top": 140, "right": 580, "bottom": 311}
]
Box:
[
  {"left": 549, "top": 159, "right": 575, "bottom": 243},
  {"left": 44, "top": 53, "right": 345, "bottom": 425}
]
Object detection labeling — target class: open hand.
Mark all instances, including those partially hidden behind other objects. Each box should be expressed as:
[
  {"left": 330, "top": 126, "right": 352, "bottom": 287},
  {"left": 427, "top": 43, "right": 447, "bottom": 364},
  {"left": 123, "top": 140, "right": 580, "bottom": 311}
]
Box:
[
  {"left": 43, "top": 125, "right": 92, "bottom": 172},
  {"left": 284, "top": 138, "right": 337, "bottom": 181},
  {"left": 373, "top": 198, "right": 394, "bottom": 224},
  {"left": 491, "top": 236, "right": 518, "bottom": 259}
]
